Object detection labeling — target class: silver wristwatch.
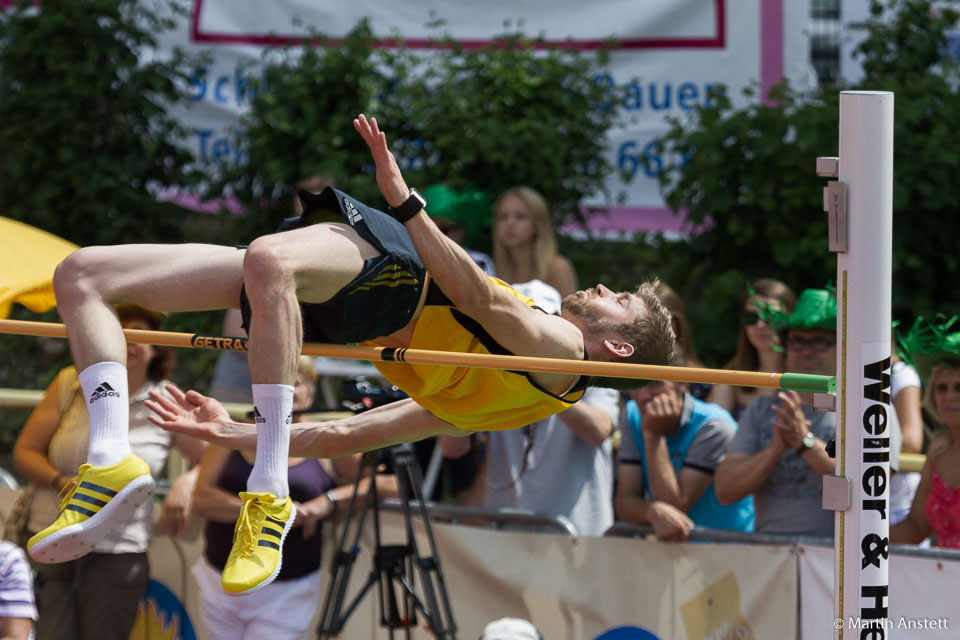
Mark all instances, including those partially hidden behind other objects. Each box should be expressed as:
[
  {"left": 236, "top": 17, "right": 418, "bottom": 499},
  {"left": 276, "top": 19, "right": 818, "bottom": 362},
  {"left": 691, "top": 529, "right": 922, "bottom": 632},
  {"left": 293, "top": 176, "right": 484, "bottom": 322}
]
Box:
[{"left": 797, "top": 432, "right": 816, "bottom": 454}]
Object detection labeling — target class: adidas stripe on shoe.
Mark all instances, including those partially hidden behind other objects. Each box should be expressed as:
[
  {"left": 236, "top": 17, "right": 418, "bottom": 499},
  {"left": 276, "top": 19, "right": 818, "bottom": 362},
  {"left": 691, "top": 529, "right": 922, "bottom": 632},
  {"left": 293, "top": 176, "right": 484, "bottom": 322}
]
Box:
[
  {"left": 27, "top": 454, "right": 154, "bottom": 564},
  {"left": 221, "top": 492, "right": 296, "bottom": 595}
]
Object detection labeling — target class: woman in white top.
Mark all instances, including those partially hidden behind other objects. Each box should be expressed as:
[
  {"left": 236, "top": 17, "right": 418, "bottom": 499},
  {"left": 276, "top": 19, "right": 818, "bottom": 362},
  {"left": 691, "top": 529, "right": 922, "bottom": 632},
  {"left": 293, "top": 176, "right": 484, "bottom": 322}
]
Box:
[
  {"left": 13, "top": 304, "right": 205, "bottom": 640},
  {"left": 889, "top": 355, "right": 924, "bottom": 523}
]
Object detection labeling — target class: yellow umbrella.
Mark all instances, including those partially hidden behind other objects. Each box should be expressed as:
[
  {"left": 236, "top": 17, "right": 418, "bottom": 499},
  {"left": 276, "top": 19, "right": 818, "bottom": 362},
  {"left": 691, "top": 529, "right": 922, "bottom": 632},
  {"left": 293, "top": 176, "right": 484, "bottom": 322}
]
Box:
[{"left": 0, "top": 217, "right": 79, "bottom": 318}]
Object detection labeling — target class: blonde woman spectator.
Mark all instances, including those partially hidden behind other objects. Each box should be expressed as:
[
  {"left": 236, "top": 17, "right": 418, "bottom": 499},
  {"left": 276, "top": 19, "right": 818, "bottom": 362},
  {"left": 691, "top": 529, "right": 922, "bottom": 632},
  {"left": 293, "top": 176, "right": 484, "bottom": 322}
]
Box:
[
  {"left": 657, "top": 282, "right": 704, "bottom": 369},
  {"left": 892, "top": 320, "right": 960, "bottom": 547},
  {"left": 492, "top": 186, "right": 577, "bottom": 298}
]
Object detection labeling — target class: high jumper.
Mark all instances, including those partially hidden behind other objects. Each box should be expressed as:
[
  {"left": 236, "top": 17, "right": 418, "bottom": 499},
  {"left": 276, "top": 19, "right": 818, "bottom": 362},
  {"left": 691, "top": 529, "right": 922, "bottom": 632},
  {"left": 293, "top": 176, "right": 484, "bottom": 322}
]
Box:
[{"left": 31, "top": 115, "right": 675, "bottom": 595}]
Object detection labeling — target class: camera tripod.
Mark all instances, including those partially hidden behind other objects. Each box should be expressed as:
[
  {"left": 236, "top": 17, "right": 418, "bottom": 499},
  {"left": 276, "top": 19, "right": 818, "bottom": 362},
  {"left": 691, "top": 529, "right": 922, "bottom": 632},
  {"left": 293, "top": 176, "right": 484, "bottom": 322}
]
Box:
[{"left": 317, "top": 443, "right": 457, "bottom": 639}]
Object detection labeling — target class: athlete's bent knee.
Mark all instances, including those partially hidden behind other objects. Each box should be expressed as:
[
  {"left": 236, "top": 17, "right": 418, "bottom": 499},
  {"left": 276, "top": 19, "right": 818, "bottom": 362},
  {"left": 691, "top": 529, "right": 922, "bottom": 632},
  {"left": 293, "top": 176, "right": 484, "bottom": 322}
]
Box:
[
  {"left": 52, "top": 247, "right": 109, "bottom": 306},
  {"left": 243, "top": 235, "right": 295, "bottom": 296}
]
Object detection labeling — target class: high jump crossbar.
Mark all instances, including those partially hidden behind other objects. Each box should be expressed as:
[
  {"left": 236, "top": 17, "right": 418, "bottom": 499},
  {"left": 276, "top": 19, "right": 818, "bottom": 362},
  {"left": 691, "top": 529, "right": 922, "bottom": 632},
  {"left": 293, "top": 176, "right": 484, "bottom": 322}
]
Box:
[{"left": 0, "top": 318, "right": 835, "bottom": 393}]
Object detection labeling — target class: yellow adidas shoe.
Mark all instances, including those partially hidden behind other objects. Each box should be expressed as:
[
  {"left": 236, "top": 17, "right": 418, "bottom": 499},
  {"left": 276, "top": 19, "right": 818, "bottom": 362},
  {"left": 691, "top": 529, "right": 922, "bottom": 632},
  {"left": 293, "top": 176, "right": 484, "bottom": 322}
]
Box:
[
  {"left": 221, "top": 492, "right": 296, "bottom": 596},
  {"left": 28, "top": 454, "right": 154, "bottom": 564}
]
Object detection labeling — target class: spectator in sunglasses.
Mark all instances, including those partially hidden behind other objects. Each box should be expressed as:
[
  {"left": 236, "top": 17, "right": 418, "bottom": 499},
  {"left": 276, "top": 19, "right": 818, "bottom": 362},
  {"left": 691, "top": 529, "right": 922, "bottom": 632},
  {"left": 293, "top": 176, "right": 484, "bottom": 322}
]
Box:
[
  {"left": 715, "top": 289, "right": 843, "bottom": 536},
  {"left": 708, "top": 279, "right": 797, "bottom": 418}
]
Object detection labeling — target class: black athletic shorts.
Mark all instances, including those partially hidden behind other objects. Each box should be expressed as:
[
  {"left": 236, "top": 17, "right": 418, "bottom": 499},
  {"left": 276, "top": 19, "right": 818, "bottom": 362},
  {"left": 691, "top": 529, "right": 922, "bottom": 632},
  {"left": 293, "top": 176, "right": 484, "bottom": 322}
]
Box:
[{"left": 239, "top": 187, "right": 427, "bottom": 344}]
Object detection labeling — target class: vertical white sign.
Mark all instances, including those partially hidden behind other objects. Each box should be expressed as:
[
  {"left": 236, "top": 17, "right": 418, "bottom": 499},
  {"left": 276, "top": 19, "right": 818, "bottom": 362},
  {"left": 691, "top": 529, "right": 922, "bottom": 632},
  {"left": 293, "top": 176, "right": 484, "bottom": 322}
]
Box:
[{"left": 833, "top": 91, "right": 893, "bottom": 640}]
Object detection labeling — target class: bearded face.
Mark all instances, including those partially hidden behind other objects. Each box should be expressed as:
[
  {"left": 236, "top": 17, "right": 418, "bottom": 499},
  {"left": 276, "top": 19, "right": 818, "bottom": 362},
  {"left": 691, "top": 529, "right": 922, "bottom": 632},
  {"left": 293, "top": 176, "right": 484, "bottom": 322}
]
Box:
[{"left": 561, "top": 291, "right": 615, "bottom": 334}]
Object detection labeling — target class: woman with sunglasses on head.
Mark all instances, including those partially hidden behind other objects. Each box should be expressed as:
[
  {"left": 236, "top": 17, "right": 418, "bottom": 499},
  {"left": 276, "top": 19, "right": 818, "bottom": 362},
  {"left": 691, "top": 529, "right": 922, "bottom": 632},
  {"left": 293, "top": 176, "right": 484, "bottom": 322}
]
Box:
[{"left": 708, "top": 279, "right": 797, "bottom": 419}]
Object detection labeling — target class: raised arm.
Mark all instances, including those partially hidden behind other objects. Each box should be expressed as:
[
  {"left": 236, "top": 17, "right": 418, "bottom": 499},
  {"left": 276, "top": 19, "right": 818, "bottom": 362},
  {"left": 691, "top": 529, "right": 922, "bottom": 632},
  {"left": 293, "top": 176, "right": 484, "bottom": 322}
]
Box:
[
  {"left": 352, "top": 116, "right": 491, "bottom": 319},
  {"left": 352, "top": 116, "right": 583, "bottom": 370}
]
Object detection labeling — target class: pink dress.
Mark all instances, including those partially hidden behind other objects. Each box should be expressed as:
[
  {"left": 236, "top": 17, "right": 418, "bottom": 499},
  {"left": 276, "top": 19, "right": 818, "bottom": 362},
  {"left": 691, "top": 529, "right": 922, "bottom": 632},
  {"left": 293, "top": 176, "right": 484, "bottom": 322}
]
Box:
[{"left": 924, "top": 464, "right": 960, "bottom": 549}]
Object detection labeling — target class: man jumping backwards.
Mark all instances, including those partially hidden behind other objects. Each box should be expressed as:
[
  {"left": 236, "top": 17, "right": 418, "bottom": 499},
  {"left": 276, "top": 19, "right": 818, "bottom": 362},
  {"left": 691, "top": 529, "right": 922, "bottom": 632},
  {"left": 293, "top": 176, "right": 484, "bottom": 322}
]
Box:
[{"left": 35, "top": 115, "right": 674, "bottom": 595}]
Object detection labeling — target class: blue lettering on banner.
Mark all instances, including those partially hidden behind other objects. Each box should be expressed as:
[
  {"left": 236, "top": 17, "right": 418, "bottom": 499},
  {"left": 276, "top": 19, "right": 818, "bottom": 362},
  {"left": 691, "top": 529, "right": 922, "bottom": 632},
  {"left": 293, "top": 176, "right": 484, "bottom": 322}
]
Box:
[
  {"left": 617, "top": 138, "right": 690, "bottom": 180},
  {"left": 594, "top": 73, "right": 726, "bottom": 112},
  {"left": 192, "top": 128, "right": 247, "bottom": 166},
  {"left": 188, "top": 65, "right": 258, "bottom": 106}
]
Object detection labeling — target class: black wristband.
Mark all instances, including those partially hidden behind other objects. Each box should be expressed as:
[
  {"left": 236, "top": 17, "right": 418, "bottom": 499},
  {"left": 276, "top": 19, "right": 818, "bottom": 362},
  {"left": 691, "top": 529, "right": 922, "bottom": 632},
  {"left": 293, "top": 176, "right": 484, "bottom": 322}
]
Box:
[{"left": 387, "top": 188, "right": 426, "bottom": 223}]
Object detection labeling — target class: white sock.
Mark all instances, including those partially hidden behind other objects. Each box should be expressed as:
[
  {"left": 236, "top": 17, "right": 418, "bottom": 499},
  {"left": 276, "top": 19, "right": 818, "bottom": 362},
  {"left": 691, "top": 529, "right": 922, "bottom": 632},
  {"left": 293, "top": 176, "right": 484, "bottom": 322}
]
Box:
[
  {"left": 78, "top": 362, "right": 132, "bottom": 467},
  {"left": 246, "top": 384, "right": 293, "bottom": 498}
]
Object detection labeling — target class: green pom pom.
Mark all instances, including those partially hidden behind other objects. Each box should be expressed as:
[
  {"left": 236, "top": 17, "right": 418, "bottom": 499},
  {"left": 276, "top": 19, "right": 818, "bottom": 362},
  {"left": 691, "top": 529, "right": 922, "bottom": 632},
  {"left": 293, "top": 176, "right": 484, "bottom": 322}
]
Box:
[{"left": 897, "top": 315, "right": 960, "bottom": 382}]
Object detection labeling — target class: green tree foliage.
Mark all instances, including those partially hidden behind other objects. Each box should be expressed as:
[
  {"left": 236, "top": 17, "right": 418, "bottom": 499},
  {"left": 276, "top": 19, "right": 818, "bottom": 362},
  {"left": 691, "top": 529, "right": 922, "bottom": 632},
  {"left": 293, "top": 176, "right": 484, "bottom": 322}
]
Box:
[
  {"left": 0, "top": 0, "right": 202, "bottom": 246},
  {"left": 856, "top": 0, "right": 960, "bottom": 319},
  {"left": 221, "top": 27, "right": 624, "bottom": 237},
  {"left": 213, "top": 21, "right": 390, "bottom": 240},
  {"left": 381, "top": 33, "right": 622, "bottom": 226},
  {"left": 0, "top": 1, "right": 228, "bottom": 470},
  {"left": 653, "top": 0, "right": 960, "bottom": 366}
]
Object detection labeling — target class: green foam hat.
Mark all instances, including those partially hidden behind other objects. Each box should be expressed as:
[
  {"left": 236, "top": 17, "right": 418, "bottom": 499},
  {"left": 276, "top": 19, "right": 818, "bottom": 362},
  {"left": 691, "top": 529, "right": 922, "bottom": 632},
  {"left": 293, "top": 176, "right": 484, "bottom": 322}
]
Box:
[
  {"left": 422, "top": 184, "right": 493, "bottom": 246},
  {"left": 761, "top": 288, "right": 837, "bottom": 334},
  {"left": 897, "top": 316, "right": 960, "bottom": 382}
]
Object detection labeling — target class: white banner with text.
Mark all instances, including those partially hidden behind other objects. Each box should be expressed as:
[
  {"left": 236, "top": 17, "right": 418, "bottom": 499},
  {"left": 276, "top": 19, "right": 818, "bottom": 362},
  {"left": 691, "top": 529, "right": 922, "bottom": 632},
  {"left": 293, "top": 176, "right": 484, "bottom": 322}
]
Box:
[{"left": 149, "top": 0, "right": 814, "bottom": 232}]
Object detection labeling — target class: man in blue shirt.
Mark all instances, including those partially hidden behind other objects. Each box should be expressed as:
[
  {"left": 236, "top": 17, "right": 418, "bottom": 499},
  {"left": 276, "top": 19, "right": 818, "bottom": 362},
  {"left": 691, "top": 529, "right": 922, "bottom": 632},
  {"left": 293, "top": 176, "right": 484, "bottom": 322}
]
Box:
[{"left": 615, "top": 354, "right": 755, "bottom": 541}]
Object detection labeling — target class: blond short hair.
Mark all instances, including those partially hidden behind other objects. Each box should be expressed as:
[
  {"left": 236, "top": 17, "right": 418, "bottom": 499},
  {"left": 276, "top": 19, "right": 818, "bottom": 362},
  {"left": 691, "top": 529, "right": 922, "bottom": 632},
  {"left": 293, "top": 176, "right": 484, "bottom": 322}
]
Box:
[{"left": 590, "top": 280, "right": 677, "bottom": 390}]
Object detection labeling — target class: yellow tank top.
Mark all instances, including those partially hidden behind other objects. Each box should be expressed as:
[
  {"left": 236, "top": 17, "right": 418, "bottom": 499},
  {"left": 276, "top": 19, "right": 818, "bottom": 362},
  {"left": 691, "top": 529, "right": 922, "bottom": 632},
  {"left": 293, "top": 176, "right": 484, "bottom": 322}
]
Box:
[{"left": 361, "top": 277, "right": 586, "bottom": 432}]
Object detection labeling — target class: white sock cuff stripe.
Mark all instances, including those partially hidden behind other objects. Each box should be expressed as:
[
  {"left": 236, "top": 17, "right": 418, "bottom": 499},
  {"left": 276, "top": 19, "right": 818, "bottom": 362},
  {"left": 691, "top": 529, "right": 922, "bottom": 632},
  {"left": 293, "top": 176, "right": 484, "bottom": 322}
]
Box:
[
  {"left": 78, "top": 361, "right": 127, "bottom": 379},
  {"left": 251, "top": 384, "right": 295, "bottom": 398}
]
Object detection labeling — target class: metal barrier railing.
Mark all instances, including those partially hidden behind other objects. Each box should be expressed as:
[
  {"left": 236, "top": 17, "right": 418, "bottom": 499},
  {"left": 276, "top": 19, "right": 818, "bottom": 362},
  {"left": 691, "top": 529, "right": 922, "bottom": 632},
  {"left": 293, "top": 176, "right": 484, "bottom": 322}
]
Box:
[
  {"left": 606, "top": 521, "right": 834, "bottom": 546},
  {"left": 379, "top": 498, "right": 579, "bottom": 535},
  {"left": 605, "top": 521, "right": 960, "bottom": 561}
]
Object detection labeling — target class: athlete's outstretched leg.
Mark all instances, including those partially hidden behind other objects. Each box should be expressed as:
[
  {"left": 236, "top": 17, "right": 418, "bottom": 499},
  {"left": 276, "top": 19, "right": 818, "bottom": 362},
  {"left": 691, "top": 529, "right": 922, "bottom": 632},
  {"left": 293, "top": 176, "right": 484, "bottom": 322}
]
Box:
[
  {"left": 220, "top": 222, "right": 378, "bottom": 595},
  {"left": 28, "top": 243, "right": 245, "bottom": 564}
]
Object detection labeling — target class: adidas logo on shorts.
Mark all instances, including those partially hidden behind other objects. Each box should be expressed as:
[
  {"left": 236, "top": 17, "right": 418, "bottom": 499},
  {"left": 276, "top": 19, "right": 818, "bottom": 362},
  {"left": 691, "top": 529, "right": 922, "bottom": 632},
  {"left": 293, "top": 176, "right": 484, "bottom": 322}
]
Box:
[
  {"left": 89, "top": 382, "right": 120, "bottom": 403},
  {"left": 343, "top": 198, "right": 363, "bottom": 225}
]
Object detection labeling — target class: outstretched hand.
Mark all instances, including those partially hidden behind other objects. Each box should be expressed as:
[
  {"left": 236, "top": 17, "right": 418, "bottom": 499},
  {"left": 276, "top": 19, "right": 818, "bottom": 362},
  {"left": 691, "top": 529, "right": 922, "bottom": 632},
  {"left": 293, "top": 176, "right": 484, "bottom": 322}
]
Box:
[
  {"left": 353, "top": 114, "right": 410, "bottom": 208},
  {"left": 146, "top": 384, "right": 252, "bottom": 449}
]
